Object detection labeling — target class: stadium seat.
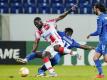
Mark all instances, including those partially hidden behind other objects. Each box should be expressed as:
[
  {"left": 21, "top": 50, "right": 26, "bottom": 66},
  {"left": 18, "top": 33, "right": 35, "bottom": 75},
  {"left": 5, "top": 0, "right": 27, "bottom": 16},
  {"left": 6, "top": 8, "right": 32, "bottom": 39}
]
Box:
[
  {"left": 0, "top": 3, "right": 9, "bottom": 13},
  {"left": 78, "top": 0, "right": 91, "bottom": 7},
  {"left": 51, "top": 3, "right": 65, "bottom": 14},
  {"left": 105, "top": 0, "right": 107, "bottom": 7},
  {"left": 92, "top": 0, "right": 105, "bottom": 6},
  {"left": 0, "top": 0, "right": 8, "bottom": 4},
  {"left": 10, "top": 3, "right": 23, "bottom": 13},
  {"left": 65, "top": 0, "right": 77, "bottom": 4},
  {"left": 9, "top": 0, "right": 22, "bottom": 4},
  {"left": 51, "top": 0, "right": 63, "bottom": 4},
  {"left": 79, "top": 4, "right": 92, "bottom": 14},
  {"left": 23, "top": 3, "right": 37, "bottom": 14},
  {"left": 38, "top": 3, "right": 50, "bottom": 14},
  {"left": 37, "top": 0, "right": 49, "bottom": 4},
  {"left": 78, "top": 0, "right": 91, "bottom": 4},
  {"left": 23, "top": 0, "right": 36, "bottom": 4}
]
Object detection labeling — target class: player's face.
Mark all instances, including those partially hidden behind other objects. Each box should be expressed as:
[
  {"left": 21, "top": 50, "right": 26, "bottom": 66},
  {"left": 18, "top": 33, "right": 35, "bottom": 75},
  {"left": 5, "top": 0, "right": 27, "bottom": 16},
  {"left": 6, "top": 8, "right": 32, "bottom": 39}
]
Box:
[
  {"left": 34, "top": 20, "right": 43, "bottom": 30},
  {"left": 66, "top": 32, "right": 72, "bottom": 37},
  {"left": 93, "top": 6, "right": 98, "bottom": 15}
]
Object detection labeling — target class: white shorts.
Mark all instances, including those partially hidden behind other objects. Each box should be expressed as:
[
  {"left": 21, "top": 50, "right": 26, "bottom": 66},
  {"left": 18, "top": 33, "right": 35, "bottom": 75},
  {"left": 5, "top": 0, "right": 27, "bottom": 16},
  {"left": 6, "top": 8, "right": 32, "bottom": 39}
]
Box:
[{"left": 44, "top": 40, "right": 64, "bottom": 58}]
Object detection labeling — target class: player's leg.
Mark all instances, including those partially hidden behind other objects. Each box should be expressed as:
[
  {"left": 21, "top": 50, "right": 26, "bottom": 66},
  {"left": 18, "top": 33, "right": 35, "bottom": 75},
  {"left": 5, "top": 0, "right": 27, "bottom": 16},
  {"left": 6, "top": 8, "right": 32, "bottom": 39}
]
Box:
[
  {"left": 93, "top": 43, "right": 104, "bottom": 78},
  {"left": 42, "top": 49, "right": 57, "bottom": 76},
  {"left": 26, "top": 51, "right": 42, "bottom": 61},
  {"left": 93, "top": 52, "right": 102, "bottom": 75},
  {"left": 38, "top": 53, "right": 62, "bottom": 75},
  {"left": 16, "top": 51, "right": 42, "bottom": 63},
  {"left": 103, "top": 44, "right": 107, "bottom": 63},
  {"left": 54, "top": 44, "right": 78, "bottom": 56},
  {"left": 51, "top": 53, "right": 62, "bottom": 66},
  {"left": 53, "top": 40, "right": 79, "bottom": 55}
]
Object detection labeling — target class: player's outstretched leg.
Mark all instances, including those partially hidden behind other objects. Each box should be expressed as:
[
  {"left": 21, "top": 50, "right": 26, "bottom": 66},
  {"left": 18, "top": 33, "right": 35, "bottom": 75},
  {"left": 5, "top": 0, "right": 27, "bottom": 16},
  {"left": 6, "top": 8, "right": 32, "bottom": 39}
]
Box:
[
  {"left": 16, "top": 58, "right": 28, "bottom": 64},
  {"left": 16, "top": 51, "right": 43, "bottom": 63},
  {"left": 93, "top": 53, "right": 104, "bottom": 78}
]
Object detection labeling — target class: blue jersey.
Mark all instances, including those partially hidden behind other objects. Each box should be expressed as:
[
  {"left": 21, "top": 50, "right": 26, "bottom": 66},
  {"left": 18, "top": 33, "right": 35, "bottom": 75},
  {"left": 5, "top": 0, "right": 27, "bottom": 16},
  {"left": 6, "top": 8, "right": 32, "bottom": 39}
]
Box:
[
  {"left": 57, "top": 31, "right": 80, "bottom": 49},
  {"left": 90, "top": 13, "right": 107, "bottom": 43}
]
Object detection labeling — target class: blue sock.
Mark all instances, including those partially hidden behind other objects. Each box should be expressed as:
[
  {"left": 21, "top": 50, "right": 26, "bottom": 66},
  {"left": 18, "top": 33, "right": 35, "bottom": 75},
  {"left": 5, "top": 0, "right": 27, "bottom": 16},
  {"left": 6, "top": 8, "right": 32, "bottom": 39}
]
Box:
[
  {"left": 40, "top": 65, "right": 47, "bottom": 72},
  {"left": 94, "top": 59, "right": 103, "bottom": 75},
  {"left": 26, "top": 52, "right": 37, "bottom": 61},
  {"left": 39, "top": 59, "right": 57, "bottom": 73}
]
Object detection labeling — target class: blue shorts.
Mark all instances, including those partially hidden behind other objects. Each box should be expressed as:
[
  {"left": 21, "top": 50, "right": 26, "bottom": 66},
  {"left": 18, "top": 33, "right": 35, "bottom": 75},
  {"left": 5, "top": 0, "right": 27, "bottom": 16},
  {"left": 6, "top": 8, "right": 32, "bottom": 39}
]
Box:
[
  {"left": 95, "top": 42, "right": 107, "bottom": 55},
  {"left": 50, "top": 53, "right": 62, "bottom": 66}
]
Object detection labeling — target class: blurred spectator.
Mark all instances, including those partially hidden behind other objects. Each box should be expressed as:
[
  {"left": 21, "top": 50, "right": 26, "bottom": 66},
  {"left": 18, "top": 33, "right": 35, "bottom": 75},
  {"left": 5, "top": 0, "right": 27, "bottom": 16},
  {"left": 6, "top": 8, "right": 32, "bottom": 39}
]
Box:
[
  {"left": 10, "top": 3, "right": 23, "bottom": 13},
  {"left": 23, "top": 3, "right": 37, "bottom": 14},
  {"left": 38, "top": 3, "right": 51, "bottom": 14},
  {"left": 0, "top": 3, "right": 9, "bottom": 13},
  {"left": 51, "top": 3, "right": 65, "bottom": 14},
  {"left": 79, "top": 0, "right": 92, "bottom": 14}
]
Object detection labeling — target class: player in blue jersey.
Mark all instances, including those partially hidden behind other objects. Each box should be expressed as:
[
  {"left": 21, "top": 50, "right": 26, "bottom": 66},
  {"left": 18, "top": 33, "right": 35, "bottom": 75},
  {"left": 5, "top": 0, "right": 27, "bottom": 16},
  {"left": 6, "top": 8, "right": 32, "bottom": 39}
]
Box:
[
  {"left": 37, "top": 27, "right": 94, "bottom": 76},
  {"left": 17, "top": 27, "right": 94, "bottom": 76},
  {"left": 87, "top": 3, "right": 107, "bottom": 78}
]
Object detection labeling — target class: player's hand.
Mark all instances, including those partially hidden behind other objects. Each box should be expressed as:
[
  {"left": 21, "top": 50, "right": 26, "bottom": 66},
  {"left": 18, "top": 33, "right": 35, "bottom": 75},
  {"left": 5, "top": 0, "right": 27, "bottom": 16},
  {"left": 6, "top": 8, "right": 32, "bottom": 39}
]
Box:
[
  {"left": 87, "top": 35, "right": 90, "bottom": 39},
  {"left": 71, "top": 4, "right": 77, "bottom": 11}
]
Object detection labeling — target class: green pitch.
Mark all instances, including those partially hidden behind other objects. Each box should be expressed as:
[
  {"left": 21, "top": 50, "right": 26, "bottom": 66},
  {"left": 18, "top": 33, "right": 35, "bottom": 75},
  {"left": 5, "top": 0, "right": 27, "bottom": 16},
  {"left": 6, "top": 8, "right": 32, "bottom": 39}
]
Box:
[{"left": 0, "top": 65, "right": 107, "bottom": 80}]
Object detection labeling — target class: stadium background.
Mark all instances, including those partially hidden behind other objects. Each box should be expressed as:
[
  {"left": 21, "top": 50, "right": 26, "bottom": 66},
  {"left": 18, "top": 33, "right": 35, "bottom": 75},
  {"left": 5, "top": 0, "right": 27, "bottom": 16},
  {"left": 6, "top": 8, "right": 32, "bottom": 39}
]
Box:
[{"left": 0, "top": 0, "right": 107, "bottom": 80}]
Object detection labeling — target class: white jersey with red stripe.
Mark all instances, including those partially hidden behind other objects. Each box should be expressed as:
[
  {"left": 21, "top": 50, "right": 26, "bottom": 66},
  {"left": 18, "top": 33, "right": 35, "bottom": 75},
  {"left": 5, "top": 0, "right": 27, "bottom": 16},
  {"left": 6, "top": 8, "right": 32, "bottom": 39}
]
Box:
[{"left": 35, "top": 19, "right": 64, "bottom": 46}]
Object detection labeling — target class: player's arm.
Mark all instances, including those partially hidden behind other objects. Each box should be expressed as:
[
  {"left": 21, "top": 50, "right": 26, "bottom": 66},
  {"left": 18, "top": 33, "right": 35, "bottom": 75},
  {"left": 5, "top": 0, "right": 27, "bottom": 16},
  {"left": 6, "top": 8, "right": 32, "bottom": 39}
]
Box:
[
  {"left": 32, "top": 39, "right": 40, "bottom": 52},
  {"left": 79, "top": 45, "right": 95, "bottom": 50},
  {"left": 71, "top": 39, "right": 95, "bottom": 50},
  {"left": 32, "top": 31, "right": 41, "bottom": 52},
  {"left": 87, "top": 18, "right": 103, "bottom": 39},
  {"left": 55, "top": 5, "right": 76, "bottom": 22}
]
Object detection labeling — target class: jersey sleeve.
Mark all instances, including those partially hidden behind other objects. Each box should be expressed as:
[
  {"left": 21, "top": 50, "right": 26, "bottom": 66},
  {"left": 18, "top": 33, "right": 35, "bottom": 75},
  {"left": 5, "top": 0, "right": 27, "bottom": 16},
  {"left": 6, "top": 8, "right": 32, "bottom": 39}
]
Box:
[
  {"left": 70, "top": 39, "right": 81, "bottom": 48},
  {"left": 90, "top": 17, "right": 103, "bottom": 36},
  {"left": 46, "top": 18, "right": 57, "bottom": 23},
  {"left": 57, "top": 31, "right": 65, "bottom": 38}
]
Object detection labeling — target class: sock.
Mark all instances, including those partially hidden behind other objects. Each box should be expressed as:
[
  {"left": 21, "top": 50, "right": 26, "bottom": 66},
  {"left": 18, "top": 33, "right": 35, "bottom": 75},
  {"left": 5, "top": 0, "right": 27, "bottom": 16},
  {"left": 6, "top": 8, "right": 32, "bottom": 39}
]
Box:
[
  {"left": 40, "top": 57, "right": 59, "bottom": 73},
  {"left": 43, "top": 57, "right": 54, "bottom": 73},
  {"left": 26, "top": 52, "right": 37, "bottom": 61},
  {"left": 40, "top": 65, "right": 47, "bottom": 72},
  {"left": 58, "top": 47, "right": 71, "bottom": 54},
  {"left": 94, "top": 59, "right": 103, "bottom": 75}
]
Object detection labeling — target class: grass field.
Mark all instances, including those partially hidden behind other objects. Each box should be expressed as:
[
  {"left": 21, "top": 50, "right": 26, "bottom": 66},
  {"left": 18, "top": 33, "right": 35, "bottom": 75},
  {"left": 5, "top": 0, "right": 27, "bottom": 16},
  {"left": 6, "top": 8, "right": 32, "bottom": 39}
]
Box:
[{"left": 0, "top": 65, "right": 107, "bottom": 80}]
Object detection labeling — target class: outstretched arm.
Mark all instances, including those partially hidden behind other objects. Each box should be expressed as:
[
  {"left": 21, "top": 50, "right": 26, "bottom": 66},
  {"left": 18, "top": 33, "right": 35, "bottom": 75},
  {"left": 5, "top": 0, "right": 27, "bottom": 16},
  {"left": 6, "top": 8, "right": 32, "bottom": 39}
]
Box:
[
  {"left": 79, "top": 45, "right": 95, "bottom": 50},
  {"left": 87, "top": 17, "right": 103, "bottom": 39},
  {"left": 55, "top": 5, "right": 77, "bottom": 22}
]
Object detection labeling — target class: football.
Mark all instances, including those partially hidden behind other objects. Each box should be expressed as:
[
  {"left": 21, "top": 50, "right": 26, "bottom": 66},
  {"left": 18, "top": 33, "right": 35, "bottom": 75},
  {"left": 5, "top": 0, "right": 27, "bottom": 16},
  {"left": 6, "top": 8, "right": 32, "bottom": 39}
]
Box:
[{"left": 19, "top": 67, "right": 29, "bottom": 77}]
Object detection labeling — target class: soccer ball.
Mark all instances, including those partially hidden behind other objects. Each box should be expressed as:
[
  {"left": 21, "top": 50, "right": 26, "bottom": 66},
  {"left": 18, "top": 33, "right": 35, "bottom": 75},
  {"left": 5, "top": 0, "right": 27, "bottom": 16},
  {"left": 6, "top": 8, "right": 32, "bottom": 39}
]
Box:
[{"left": 19, "top": 67, "right": 29, "bottom": 77}]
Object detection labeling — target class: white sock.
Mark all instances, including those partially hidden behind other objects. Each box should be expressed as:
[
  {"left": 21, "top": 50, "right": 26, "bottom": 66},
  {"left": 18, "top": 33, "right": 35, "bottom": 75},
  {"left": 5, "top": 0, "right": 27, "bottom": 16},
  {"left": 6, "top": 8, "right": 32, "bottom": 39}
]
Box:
[
  {"left": 64, "top": 48, "right": 71, "bottom": 54},
  {"left": 44, "top": 61, "right": 54, "bottom": 73}
]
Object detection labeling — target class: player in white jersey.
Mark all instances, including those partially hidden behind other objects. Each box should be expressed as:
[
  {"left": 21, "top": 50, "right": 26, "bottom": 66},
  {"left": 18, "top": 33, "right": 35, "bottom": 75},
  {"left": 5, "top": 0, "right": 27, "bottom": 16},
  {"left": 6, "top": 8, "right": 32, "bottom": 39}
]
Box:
[
  {"left": 32, "top": 6, "right": 77, "bottom": 76},
  {"left": 35, "top": 19, "right": 63, "bottom": 46}
]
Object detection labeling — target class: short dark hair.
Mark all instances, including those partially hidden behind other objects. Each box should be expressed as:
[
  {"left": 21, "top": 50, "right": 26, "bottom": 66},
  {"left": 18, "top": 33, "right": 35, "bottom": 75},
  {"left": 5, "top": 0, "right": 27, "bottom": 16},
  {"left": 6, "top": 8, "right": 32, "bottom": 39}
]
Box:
[
  {"left": 94, "top": 3, "right": 106, "bottom": 12},
  {"left": 65, "top": 28, "right": 73, "bottom": 34},
  {"left": 34, "top": 17, "right": 41, "bottom": 22}
]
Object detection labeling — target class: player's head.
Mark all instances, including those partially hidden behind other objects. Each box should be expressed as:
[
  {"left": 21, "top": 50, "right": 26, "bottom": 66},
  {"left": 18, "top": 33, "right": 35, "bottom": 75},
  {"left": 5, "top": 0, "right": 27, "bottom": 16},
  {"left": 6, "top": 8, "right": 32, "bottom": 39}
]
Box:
[
  {"left": 65, "top": 28, "right": 73, "bottom": 36},
  {"left": 34, "top": 17, "right": 43, "bottom": 30},
  {"left": 94, "top": 3, "right": 106, "bottom": 15}
]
